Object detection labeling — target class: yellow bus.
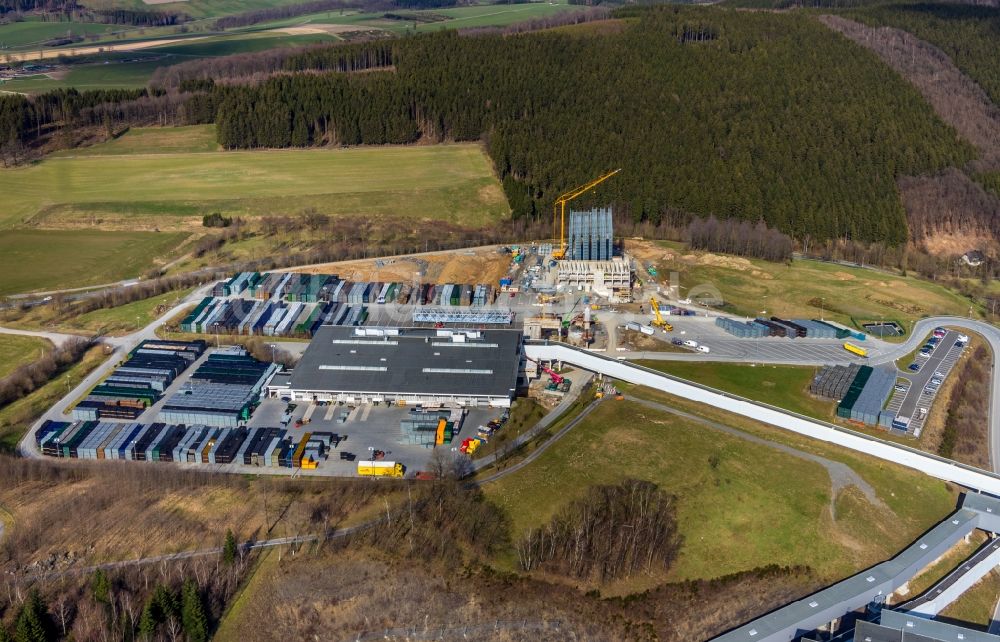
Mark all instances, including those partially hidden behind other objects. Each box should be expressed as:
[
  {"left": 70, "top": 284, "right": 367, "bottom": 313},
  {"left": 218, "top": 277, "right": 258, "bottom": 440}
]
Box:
[{"left": 843, "top": 342, "right": 868, "bottom": 358}]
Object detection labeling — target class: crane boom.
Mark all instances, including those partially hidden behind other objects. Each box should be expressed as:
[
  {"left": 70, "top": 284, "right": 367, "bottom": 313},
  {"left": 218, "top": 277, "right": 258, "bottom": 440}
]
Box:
[
  {"left": 650, "top": 297, "right": 673, "bottom": 332},
  {"left": 552, "top": 168, "right": 621, "bottom": 260}
]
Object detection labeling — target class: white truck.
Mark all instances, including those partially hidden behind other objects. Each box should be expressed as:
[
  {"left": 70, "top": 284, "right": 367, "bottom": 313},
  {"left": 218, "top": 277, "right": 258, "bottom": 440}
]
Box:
[
  {"left": 696, "top": 345, "right": 710, "bottom": 353},
  {"left": 683, "top": 339, "right": 698, "bottom": 348}
]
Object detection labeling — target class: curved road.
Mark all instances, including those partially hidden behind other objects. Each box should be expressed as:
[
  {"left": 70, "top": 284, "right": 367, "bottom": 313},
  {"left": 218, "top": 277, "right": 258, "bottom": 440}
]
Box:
[
  {"left": 15, "top": 283, "right": 215, "bottom": 459},
  {"left": 609, "top": 315, "right": 999, "bottom": 471}
]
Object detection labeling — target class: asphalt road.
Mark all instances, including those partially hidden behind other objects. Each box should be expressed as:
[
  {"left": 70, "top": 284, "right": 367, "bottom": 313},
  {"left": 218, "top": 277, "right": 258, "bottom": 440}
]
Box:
[
  {"left": 901, "top": 537, "right": 1000, "bottom": 612},
  {"left": 0, "top": 326, "right": 84, "bottom": 348},
  {"left": 16, "top": 283, "right": 216, "bottom": 460}
]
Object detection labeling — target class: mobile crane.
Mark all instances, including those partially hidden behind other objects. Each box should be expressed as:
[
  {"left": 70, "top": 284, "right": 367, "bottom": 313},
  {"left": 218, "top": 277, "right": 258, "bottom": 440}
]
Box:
[
  {"left": 551, "top": 169, "right": 621, "bottom": 260},
  {"left": 525, "top": 356, "right": 572, "bottom": 392},
  {"left": 650, "top": 297, "right": 673, "bottom": 332}
]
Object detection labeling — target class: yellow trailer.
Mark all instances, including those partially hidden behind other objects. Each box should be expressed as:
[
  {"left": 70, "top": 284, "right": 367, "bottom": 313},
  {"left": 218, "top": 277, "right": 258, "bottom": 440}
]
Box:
[
  {"left": 843, "top": 342, "right": 868, "bottom": 358},
  {"left": 357, "top": 461, "right": 405, "bottom": 478}
]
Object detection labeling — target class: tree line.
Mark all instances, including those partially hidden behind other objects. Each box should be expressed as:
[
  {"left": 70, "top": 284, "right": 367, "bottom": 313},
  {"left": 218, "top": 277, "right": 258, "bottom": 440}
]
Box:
[
  {"left": 938, "top": 344, "right": 991, "bottom": 468},
  {"left": 516, "top": 479, "right": 681, "bottom": 581},
  {"left": 0, "top": 337, "right": 93, "bottom": 413},
  {"left": 686, "top": 215, "right": 793, "bottom": 262}
]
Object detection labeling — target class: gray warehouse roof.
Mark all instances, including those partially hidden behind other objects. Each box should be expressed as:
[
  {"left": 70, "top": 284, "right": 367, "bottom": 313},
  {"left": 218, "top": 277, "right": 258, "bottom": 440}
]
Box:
[
  {"left": 856, "top": 610, "right": 1000, "bottom": 642},
  {"left": 289, "top": 326, "right": 522, "bottom": 399}
]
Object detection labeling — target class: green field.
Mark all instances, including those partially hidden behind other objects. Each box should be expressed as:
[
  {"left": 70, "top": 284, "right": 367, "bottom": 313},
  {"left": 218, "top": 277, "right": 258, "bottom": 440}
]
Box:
[
  {"left": 634, "top": 361, "right": 834, "bottom": 420},
  {"left": 646, "top": 242, "right": 979, "bottom": 328},
  {"left": 272, "top": 2, "right": 587, "bottom": 34},
  {"left": 484, "top": 398, "right": 954, "bottom": 582},
  {"left": 0, "top": 334, "right": 52, "bottom": 379},
  {"left": 0, "top": 32, "right": 334, "bottom": 94},
  {"left": 0, "top": 19, "right": 112, "bottom": 49},
  {"left": 0, "top": 140, "right": 509, "bottom": 229},
  {"left": 53, "top": 125, "right": 219, "bottom": 157},
  {"left": 0, "top": 230, "right": 188, "bottom": 295}
]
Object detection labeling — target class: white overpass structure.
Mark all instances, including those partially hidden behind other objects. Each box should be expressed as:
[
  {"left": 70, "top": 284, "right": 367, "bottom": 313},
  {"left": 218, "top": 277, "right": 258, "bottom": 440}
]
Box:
[
  {"left": 524, "top": 341, "right": 1000, "bottom": 496},
  {"left": 523, "top": 341, "right": 1000, "bottom": 642}
]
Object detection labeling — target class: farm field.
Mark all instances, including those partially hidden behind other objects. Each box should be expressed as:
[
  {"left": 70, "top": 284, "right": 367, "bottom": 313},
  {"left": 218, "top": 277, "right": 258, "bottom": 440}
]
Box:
[
  {"left": 0, "top": 229, "right": 188, "bottom": 295},
  {"left": 0, "top": 19, "right": 112, "bottom": 49},
  {"left": 633, "top": 240, "right": 978, "bottom": 329},
  {"left": 52, "top": 125, "right": 219, "bottom": 156},
  {"left": 0, "top": 140, "right": 509, "bottom": 230},
  {"left": 266, "top": 1, "right": 587, "bottom": 35},
  {"left": 483, "top": 397, "right": 955, "bottom": 583},
  {"left": 0, "top": 334, "right": 52, "bottom": 379}
]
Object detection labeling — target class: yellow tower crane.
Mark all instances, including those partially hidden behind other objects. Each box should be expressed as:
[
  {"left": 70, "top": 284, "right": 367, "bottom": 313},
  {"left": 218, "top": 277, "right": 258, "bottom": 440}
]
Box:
[{"left": 551, "top": 168, "right": 621, "bottom": 260}]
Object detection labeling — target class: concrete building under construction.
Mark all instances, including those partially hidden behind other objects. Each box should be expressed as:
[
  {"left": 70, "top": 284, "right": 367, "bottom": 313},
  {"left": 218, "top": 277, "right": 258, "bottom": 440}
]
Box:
[
  {"left": 556, "top": 258, "right": 632, "bottom": 302},
  {"left": 567, "top": 208, "right": 614, "bottom": 261}
]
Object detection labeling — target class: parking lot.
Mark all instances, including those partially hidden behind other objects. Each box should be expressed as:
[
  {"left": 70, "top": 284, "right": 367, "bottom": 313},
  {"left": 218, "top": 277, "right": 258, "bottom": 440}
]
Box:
[
  {"left": 246, "top": 397, "right": 502, "bottom": 476},
  {"left": 622, "top": 316, "right": 869, "bottom": 364},
  {"left": 888, "top": 328, "right": 967, "bottom": 436}
]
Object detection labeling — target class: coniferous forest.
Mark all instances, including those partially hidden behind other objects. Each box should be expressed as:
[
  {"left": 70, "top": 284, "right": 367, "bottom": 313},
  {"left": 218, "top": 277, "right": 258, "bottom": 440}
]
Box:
[
  {"left": 0, "top": 7, "right": 983, "bottom": 245},
  {"left": 208, "top": 8, "right": 974, "bottom": 245}
]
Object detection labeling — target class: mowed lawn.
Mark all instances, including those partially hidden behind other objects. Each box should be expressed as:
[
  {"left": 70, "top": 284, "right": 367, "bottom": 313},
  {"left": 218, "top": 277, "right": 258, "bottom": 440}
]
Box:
[
  {"left": 484, "top": 400, "right": 954, "bottom": 582},
  {"left": 634, "top": 361, "right": 835, "bottom": 420},
  {"left": 0, "top": 141, "right": 509, "bottom": 228},
  {"left": 648, "top": 242, "right": 976, "bottom": 328},
  {"left": 0, "top": 230, "right": 188, "bottom": 295},
  {"left": 0, "top": 334, "right": 52, "bottom": 379}
]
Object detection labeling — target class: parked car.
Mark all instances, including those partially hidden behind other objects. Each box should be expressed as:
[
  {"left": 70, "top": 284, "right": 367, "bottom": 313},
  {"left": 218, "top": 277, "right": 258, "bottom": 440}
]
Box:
[
  {"left": 671, "top": 338, "right": 684, "bottom": 346},
  {"left": 894, "top": 384, "right": 907, "bottom": 392},
  {"left": 933, "top": 327, "right": 947, "bottom": 338},
  {"left": 908, "top": 362, "right": 921, "bottom": 372},
  {"left": 928, "top": 337, "right": 940, "bottom": 346},
  {"left": 934, "top": 371, "right": 945, "bottom": 378}
]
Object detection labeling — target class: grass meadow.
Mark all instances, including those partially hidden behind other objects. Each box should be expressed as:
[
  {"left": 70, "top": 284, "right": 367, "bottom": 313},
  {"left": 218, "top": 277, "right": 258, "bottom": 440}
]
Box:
[
  {"left": 0, "top": 334, "right": 52, "bottom": 379},
  {"left": 483, "top": 397, "right": 955, "bottom": 583},
  {"left": 0, "top": 139, "right": 509, "bottom": 230},
  {"left": 0, "top": 229, "right": 188, "bottom": 295}
]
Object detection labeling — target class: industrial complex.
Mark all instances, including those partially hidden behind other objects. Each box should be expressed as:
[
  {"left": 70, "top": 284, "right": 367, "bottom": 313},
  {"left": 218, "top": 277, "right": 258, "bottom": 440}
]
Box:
[
  {"left": 273, "top": 326, "right": 523, "bottom": 408},
  {"left": 13, "top": 168, "right": 1000, "bottom": 642}
]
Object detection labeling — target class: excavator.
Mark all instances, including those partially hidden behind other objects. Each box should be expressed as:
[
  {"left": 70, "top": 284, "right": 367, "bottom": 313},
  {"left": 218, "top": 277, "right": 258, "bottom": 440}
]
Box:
[
  {"left": 551, "top": 169, "right": 621, "bottom": 260},
  {"left": 650, "top": 296, "right": 673, "bottom": 332}
]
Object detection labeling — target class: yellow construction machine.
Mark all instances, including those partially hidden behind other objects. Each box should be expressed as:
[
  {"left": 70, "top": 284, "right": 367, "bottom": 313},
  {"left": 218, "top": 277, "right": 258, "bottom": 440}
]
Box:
[{"left": 650, "top": 297, "right": 673, "bottom": 332}]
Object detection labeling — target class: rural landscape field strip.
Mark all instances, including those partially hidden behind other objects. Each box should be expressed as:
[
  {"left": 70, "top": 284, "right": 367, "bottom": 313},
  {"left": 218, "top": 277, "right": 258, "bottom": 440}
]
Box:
[{"left": 0, "top": 142, "right": 508, "bottom": 228}]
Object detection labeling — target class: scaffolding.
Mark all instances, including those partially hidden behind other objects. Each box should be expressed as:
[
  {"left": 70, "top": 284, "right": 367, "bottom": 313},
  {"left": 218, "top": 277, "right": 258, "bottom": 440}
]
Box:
[
  {"left": 413, "top": 307, "right": 514, "bottom": 325},
  {"left": 568, "top": 208, "right": 614, "bottom": 261}
]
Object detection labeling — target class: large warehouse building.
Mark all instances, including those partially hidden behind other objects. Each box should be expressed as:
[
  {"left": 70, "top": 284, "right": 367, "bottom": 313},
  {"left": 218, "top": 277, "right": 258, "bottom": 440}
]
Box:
[{"left": 273, "top": 326, "right": 524, "bottom": 408}]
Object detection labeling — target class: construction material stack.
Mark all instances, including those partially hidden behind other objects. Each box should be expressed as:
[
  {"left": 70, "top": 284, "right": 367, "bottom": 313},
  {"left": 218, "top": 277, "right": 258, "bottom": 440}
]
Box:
[{"left": 72, "top": 340, "right": 206, "bottom": 421}]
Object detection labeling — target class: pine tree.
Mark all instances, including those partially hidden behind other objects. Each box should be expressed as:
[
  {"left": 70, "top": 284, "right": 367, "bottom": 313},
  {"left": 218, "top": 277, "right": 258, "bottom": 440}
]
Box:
[
  {"left": 91, "top": 569, "right": 111, "bottom": 605},
  {"left": 14, "top": 590, "right": 51, "bottom": 642},
  {"left": 223, "top": 529, "right": 238, "bottom": 566},
  {"left": 0, "top": 624, "right": 12, "bottom": 642},
  {"left": 181, "top": 579, "right": 208, "bottom": 642},
  {"left": 138, "top": 598, "right": 157, "bottom": 641}
]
